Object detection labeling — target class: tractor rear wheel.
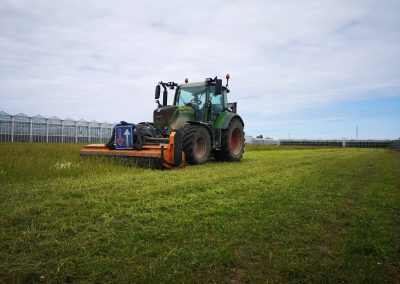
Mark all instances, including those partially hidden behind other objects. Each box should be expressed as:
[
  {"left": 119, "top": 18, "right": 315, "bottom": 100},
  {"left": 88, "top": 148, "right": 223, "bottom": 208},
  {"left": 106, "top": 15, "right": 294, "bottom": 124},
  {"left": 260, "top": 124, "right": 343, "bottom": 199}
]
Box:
[
  {"left": 214, "top": 118, "right": 244, "bottom": 162},
  {"left": 183, "top": 124, "right": 211, "bottom": 165}
]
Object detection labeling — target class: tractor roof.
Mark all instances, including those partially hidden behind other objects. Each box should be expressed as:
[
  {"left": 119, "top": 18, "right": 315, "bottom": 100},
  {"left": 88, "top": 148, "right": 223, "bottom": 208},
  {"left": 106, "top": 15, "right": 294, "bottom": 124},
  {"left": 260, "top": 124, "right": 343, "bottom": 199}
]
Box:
[
  {"left": 180, "top": 82, "right": 206, "bottom": 88},
  {"left": 180, "top": 82, "right": 229, "bottom": 92}
]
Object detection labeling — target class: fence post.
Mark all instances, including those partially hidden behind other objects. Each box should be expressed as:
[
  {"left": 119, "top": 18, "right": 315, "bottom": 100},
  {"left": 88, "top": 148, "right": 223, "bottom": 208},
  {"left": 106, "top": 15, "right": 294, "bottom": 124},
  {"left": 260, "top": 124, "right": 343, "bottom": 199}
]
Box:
[
  {"left": 29, "top": 117, "right": 33, "bottom": 142},
  {"left": 46, "top": 119, "right": 49, "bottom": 143},
  {"left": 11, "top": 116, "right": 14, "bottom": 142},
  {"left": 88, "top": 123, "right": 91, "bottom": 143}
]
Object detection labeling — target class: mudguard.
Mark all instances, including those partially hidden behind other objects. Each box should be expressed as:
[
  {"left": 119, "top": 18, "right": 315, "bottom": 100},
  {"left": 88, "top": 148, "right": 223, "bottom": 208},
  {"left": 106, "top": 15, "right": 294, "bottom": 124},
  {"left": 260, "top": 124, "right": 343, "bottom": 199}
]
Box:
[{"left": 215, "top": 112, "right": 244, "bottom": 130}]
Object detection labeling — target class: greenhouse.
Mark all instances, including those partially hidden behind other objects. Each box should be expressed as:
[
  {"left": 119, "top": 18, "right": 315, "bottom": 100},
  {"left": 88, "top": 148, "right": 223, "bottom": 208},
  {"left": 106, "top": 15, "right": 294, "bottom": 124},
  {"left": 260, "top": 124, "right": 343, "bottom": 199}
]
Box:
[{"left": 0, "top": 111, "right": 114, "bottom": 143}]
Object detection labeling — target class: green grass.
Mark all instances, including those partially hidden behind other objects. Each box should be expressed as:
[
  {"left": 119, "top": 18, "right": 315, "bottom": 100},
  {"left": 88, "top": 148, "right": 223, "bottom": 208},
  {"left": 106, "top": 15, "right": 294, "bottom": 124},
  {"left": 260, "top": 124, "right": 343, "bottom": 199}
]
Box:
[{"left": 0, "top": 143, "right": 399, "bottom": 283}]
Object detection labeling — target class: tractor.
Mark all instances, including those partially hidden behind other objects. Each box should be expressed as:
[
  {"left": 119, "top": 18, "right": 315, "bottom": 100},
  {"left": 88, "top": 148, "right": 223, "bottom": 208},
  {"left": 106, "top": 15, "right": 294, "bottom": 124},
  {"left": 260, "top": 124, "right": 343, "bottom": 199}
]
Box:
[{"left": 80, "top": 75, "right": 245, "bottom": 168}]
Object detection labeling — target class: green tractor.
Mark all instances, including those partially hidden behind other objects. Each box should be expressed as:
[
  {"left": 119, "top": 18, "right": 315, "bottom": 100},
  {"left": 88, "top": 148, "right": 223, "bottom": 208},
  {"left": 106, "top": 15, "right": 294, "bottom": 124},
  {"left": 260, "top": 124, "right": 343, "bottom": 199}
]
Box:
[
  {"left": 81, "top": 75, "right": 245, "bottom": 168},
  {"left": 153, "top": 75, "right": 245, "bottom": 165}
]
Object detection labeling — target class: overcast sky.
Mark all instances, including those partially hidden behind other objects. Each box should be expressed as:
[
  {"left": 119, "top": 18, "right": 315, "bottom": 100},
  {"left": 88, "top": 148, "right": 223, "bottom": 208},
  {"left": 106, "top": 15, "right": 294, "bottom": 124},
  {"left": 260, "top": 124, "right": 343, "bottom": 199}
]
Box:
[{"left": 1, "top": 0, "right": 399, "bottom": 139}]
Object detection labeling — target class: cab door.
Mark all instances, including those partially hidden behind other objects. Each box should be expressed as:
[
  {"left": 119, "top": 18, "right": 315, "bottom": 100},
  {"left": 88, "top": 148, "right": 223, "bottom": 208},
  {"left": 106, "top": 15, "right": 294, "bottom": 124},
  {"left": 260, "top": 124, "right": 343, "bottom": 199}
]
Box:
[{"left": 208, "top": 88, "right": 226, "bottom": 122}]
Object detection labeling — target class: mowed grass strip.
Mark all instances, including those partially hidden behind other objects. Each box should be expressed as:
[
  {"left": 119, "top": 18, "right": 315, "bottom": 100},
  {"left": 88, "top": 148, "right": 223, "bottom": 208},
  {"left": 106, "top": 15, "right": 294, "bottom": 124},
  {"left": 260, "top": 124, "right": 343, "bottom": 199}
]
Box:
[{"left": 0, "top": 143, "right": 399, "bottom": 283}]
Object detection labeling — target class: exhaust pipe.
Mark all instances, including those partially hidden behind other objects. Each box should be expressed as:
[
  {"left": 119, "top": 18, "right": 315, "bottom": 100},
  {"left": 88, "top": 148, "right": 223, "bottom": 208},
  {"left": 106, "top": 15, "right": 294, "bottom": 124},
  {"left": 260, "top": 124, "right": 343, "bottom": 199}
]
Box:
[{"left": 163, "top": 88, "right": 168, "bottom": 106}]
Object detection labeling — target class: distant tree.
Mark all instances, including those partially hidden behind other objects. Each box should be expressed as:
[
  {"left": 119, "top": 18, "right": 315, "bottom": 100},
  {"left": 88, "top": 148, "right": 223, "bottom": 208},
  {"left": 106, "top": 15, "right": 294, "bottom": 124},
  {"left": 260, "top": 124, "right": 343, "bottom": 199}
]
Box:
[{"left": 256, "top": 135, "right": 263, "bottom": 139}]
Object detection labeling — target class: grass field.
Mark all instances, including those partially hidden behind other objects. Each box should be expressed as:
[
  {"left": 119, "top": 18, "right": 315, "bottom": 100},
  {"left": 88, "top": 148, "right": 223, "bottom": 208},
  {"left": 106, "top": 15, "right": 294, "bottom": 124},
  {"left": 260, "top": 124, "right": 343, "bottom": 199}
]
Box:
[{"left": 0, "top": 143, "right": 399, "bottom": 283}]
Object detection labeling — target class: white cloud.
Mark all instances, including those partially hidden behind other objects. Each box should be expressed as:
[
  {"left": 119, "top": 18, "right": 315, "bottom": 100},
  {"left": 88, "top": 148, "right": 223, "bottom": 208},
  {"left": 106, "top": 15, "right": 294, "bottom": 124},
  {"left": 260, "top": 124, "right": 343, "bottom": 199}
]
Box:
[{"left": 0, "top": 0, "right": 399, "bottom": 129}]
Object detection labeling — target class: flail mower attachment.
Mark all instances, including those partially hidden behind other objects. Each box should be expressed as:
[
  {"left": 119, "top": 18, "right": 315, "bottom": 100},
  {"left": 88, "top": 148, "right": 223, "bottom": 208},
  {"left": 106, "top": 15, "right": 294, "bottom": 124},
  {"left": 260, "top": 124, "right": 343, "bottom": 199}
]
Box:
[{"left": 80, "top": 131, "right": 185, "bottom": 169}]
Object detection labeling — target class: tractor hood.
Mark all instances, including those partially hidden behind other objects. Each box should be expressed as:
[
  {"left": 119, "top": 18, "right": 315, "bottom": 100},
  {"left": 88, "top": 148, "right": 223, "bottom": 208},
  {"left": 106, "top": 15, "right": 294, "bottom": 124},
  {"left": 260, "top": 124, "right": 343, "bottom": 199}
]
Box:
[{"left": 153, "top": 105, "right": 195, "bottom": 130}]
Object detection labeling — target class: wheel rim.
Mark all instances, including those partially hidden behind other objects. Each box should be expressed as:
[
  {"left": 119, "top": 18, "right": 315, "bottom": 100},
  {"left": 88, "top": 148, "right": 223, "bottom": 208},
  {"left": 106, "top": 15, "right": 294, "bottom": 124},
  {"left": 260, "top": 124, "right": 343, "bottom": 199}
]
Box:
[
  {"left": 194, "top": 136, "right": 206, "bottom": 159},
  {"left": 231, "top": 128, "right": 241, "bottom": 155}
]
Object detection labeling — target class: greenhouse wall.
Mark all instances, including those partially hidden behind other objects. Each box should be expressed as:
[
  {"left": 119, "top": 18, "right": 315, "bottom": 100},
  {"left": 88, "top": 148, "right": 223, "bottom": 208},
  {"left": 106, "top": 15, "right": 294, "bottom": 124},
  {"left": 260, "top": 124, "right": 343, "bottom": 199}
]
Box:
[{"left": 0, "top": 111, "right": 114, "bottom": 143}]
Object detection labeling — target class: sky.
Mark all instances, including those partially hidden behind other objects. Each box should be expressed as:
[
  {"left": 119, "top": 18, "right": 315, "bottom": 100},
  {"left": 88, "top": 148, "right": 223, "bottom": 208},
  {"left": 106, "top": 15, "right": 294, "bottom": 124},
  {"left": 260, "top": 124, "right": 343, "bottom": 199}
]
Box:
[{"left": 0, "top": 0, "right": 399, "bottom": 139}]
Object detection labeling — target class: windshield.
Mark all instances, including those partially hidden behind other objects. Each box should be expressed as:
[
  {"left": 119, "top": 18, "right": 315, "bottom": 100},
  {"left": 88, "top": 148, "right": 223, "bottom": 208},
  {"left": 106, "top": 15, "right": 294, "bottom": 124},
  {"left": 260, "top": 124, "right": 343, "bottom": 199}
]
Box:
[
  {"left": 176, "top": 86, "right": 207, "bottom": 108},
  {"left": 176, "top": 86, "right": 207, "bottom": 120}
]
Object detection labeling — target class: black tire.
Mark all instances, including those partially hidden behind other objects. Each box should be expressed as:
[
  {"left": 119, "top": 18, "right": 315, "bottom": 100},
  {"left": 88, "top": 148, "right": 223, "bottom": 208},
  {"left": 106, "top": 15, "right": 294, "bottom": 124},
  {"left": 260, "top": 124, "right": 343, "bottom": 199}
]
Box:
[
  {"left": 214, "top": 117, "right": 244, "bottom": 162},
  {"left": 182, "top": 124, "right": 211, "bottom": 165}
]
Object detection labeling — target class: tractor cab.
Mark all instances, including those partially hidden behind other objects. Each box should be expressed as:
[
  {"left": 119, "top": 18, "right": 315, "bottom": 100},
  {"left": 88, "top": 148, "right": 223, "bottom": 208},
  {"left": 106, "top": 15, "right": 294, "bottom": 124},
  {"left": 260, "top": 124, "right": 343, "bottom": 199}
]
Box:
[
  {"left": 174, "top": 82, "right": 228, "bottom": 122},
  {"left": 153, "top": 76, "right": 230, "bottom": 129}
]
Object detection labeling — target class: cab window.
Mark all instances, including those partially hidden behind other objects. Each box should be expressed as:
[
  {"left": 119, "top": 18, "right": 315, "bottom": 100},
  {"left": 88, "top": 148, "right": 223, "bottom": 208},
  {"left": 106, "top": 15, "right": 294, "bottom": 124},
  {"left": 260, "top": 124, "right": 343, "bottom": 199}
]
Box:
[
  {"left": 208, "top": 87, "right": 227, "bottom": 121},
  {"left": 176, "top": 86, "right": 207, "bottom": 120}
]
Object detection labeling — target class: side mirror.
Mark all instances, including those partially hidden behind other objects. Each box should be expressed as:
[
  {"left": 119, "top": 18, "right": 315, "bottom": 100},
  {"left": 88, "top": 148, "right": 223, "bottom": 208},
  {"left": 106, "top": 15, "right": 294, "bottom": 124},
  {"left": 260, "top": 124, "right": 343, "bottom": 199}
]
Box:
[
  {"left": 155, "top": 85, "right": 160, "bottom": 100},
  {"left": 215, "top": 79, "right": 222, "bottom": 95},
  {"left": 227, "top": 102, "right": 237, "bottom": 113}
]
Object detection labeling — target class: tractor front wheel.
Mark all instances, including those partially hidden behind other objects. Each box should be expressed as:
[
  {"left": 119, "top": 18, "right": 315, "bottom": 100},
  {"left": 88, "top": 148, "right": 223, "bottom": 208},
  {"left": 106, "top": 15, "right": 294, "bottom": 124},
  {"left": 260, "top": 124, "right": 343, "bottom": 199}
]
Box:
[
  {"left": 183, "top": 124, "right": 211, "bottom": 165},
  {"left": 214, "top": 118, "right": 244, "bottom": 162}
]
